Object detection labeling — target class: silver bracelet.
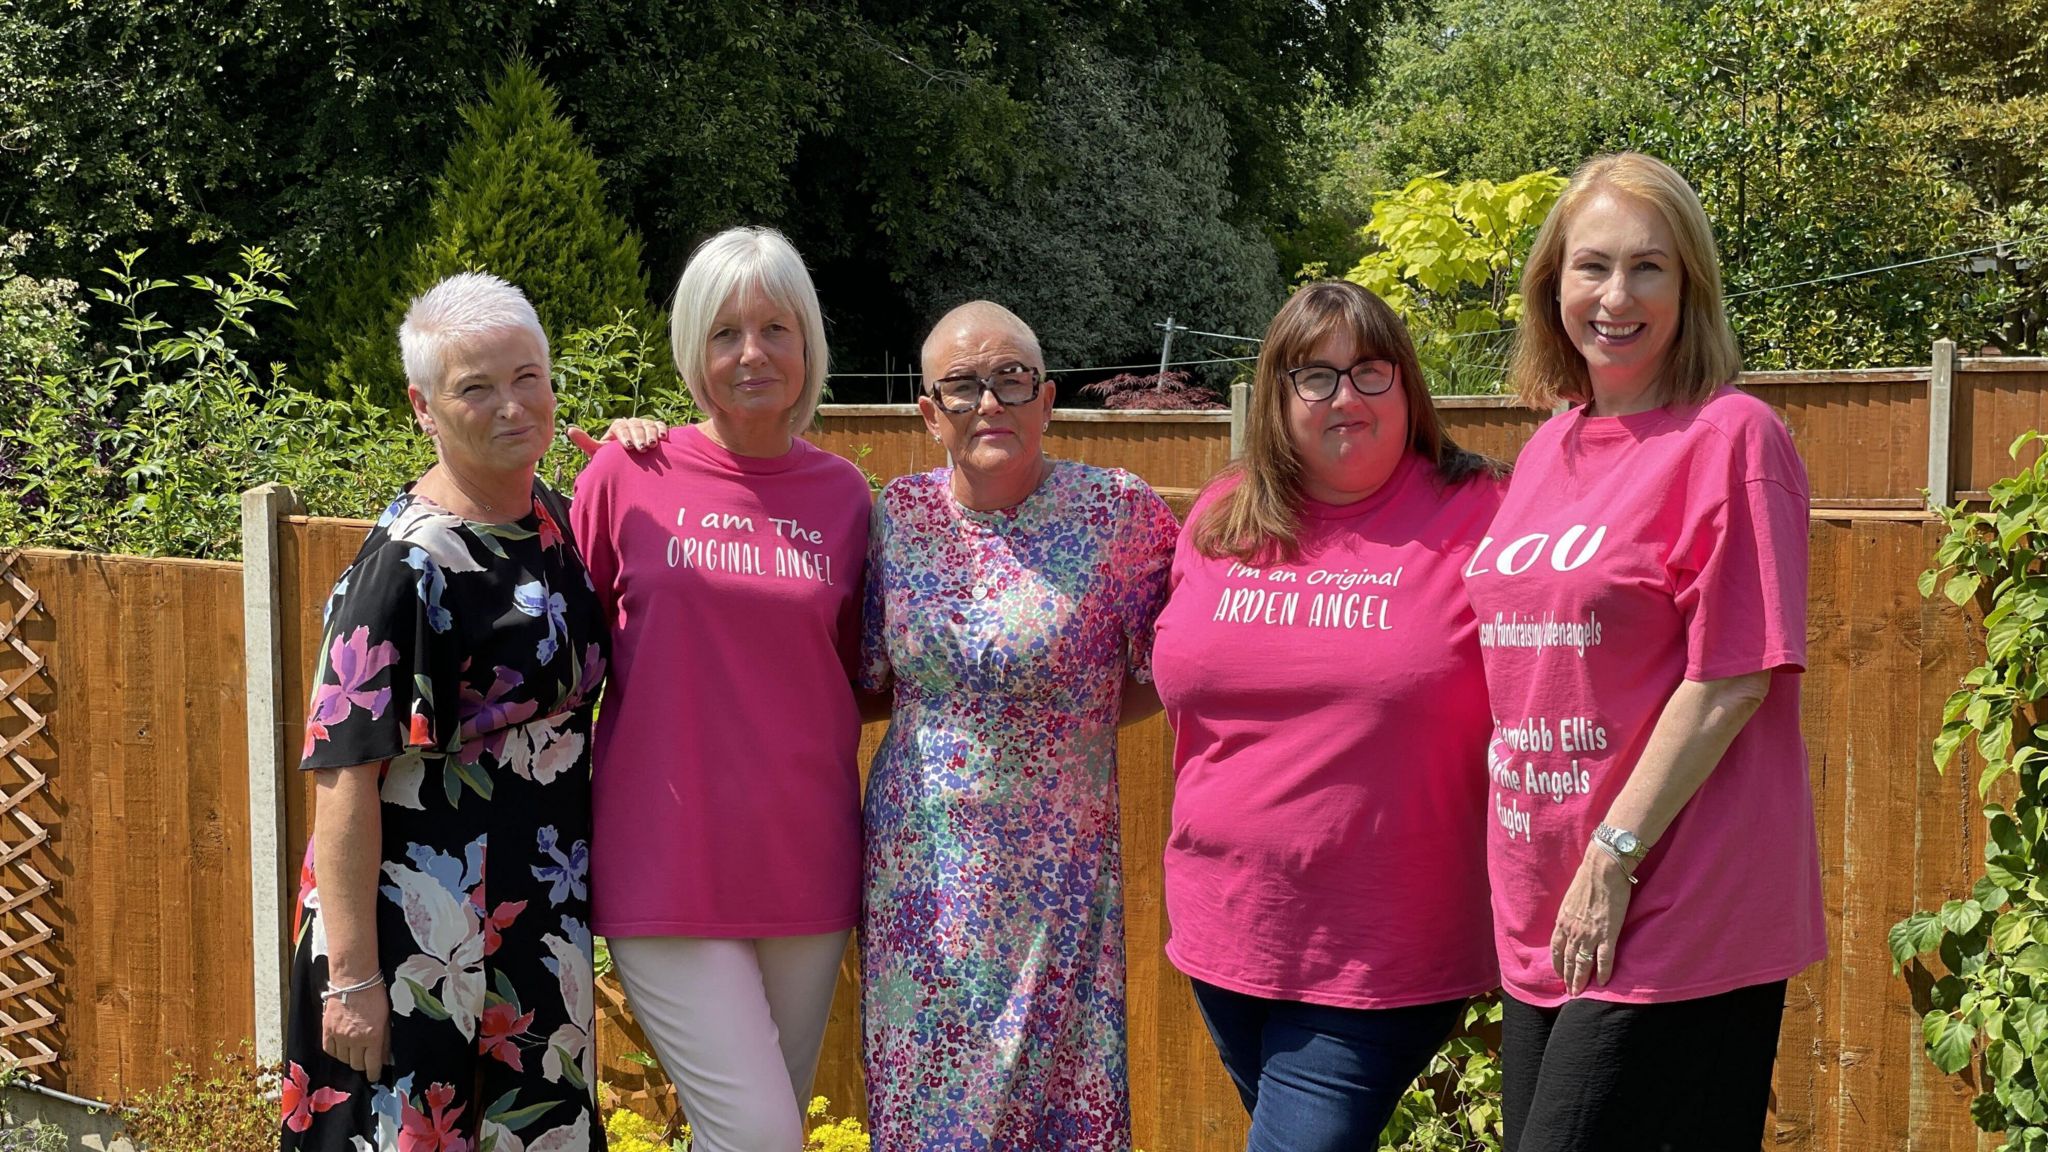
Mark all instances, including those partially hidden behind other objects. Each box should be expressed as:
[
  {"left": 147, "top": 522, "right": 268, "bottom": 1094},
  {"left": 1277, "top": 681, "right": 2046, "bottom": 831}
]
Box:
[
  {"left": 1589, "top": 837, "right": 1640, "bottom": 884},
  {"left": 321, "top": 971, "right": 385, "bottom": 1004}
]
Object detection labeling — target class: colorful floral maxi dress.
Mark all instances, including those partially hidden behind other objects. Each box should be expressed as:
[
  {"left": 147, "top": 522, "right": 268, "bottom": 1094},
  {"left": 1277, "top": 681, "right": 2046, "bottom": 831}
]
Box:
[
  {"left": 859, "top": 461, "right": 1178, "bottom": 1152},
  {"left": 281, "top": 484, "right": 608, "bottom": 1152}
]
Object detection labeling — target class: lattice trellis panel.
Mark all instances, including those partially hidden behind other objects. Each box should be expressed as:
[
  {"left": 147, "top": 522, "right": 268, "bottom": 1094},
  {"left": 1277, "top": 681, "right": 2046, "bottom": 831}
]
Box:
[{"left": 0, "top": 551, "right": 57, "bottom": 1071}]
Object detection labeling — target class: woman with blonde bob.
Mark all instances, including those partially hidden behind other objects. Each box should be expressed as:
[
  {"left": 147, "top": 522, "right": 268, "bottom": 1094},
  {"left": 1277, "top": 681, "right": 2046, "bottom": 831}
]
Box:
[
  {"left": 571, "top": 226, "right": 872, "bottom": 1150},
  {"left": 1149, "top": 280, "right": 1503, "bottom": 1149},
  {"left": 1465, "top": 153, "right": 1822, "bottom": 1151}
]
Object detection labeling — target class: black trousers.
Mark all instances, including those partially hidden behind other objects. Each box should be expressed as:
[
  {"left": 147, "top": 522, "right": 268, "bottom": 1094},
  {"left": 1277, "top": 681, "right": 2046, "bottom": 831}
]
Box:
[{"left": 1502, "top": 980, "right": 1787, "bottom": 1152}]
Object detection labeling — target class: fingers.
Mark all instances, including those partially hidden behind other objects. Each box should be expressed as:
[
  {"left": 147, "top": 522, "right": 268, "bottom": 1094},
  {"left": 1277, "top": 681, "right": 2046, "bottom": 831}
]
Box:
[
  {"left": 566, "top": 426, "right": 601, "bottom": 458},
  {"left": 1551, "top": 920, "right": 1611, "bottom": 996},
  {"left": 616, "top": 418, "right": 666, "bottom": 450},
  {"left": 322, "top": 1004, "right": 390, "bottom": 1076}
]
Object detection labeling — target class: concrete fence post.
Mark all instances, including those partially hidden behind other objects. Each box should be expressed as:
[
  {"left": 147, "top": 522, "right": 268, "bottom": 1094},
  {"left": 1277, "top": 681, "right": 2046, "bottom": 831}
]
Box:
[
  {"left": 1229, "top": 381, "right": 1251, "bottom": 459},
  {"left": 242, "top": 483, "right": 302, "bottom": 1064},
  {"left": 1928, "top": 339, "right": 1957, "bottom": 509}
]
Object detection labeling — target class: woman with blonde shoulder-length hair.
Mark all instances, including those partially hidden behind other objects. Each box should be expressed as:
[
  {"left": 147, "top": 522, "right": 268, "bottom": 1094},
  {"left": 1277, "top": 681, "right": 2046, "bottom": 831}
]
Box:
[
  {"left": 571, "top": 225, "right": 872, "bottom": 1152},
  {"left": 1148, "top": 279, "right": 1505, "bottom": 1149},
  {"left": 1465, "top": 152, "right": 1822, "bottom": 1151}
]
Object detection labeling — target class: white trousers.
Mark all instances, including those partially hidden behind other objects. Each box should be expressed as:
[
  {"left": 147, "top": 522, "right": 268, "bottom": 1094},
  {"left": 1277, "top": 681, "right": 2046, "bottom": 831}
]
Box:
[{"left": 609, "top": 932, "right": 850, "bottom": 1152}]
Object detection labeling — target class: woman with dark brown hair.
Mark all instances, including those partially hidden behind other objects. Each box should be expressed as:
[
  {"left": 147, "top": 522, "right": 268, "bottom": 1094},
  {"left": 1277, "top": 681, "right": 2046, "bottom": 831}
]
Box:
[{"left": 1149, "top": 280, "right": 1504, "bottom": 1150}]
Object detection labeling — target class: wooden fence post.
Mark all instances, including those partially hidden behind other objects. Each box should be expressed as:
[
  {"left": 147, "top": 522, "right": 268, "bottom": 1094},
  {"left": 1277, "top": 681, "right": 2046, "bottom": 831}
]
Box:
[
  {"left": 242, "top": 483, "right": 301, "bottom": 1064},
  {"left": 1229, "top": 381, "right": 1251, "bottom": 459},
  {"left": 1928, "top": 339, "right": 1957, "bottom": 509}
]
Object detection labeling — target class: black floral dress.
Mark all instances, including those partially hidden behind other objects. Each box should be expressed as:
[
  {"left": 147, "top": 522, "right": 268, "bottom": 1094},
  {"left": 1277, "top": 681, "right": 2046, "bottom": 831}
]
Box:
[{"left": 280, "top": 482, "right": 608, "bottom": 1152}]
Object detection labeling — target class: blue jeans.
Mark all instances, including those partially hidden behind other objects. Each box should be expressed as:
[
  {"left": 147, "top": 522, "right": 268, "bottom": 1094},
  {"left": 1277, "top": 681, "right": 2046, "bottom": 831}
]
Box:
[{"left": 1190, "top": 978, "right": 1463, "bottom": 1152}]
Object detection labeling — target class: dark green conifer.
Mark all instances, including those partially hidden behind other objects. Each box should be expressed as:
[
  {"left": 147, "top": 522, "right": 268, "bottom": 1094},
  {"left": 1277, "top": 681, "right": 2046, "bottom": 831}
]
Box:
[{"left": 298, "top": 58, "right": 666, "bottom": 407}]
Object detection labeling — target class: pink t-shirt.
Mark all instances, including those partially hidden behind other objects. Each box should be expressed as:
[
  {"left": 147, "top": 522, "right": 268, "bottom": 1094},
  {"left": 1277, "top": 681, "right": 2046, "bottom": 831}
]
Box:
[
  {"left": 1463, "top": 386, "right": 1824, "bottom": 1006},
  {"left": 1151, "top": 452, "right": 1502, "bottom": 1009},
  {"left": 571, "top": 425, "right": 870, "bottom": 937}
]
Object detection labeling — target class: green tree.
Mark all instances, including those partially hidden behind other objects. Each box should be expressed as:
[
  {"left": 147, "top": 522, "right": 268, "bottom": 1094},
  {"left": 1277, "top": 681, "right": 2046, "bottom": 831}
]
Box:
[
  {"left": 1344, "top": 170, "right": 1567, "bottom": 393},
  {"left": 300, "top": 58, "right": 666, "bottom": 410},
  {"left": 1646, "top": 0, "right": 1990, "bottom": 367},
  {"left": 904, "top": 41, "right": 1282, "bottom": 380},
  {"left": 1859, "top": 0, "right": 2048, "bottom": 352},
  {"left": 1278, "top": 0, "right": 1668, "bottom": 281}
]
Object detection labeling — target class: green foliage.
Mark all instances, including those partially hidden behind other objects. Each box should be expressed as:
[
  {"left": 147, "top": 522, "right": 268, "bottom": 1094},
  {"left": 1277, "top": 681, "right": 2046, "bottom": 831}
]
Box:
[
  {"left": 0, "top": 233, "right": 88, "bottom": 423},
  {"left": 116, "top": 1042, "right": 279, "bottom": 1152},
  {"left": 0, "top": 248, "right": 680, "bottom": 561},
  {"left": 903, "top": 40, "right": 1281, "bottom": 384},
  {"left": 1344, "top": 171, "right": 1567, "bottom": 394},
  {"left": 0, "top": 1056, "right": 69, "bottom": 1152},
  {"left": 1895, "top": 431, "right": 2048, "bottom": 1148},
  {"left": 1379, "top": 998, "right": 1504, "bottom": 1151},
  {"left": 1643, "top": 0, "right": 1978, "bottom": 368},
  {"left": 1287, "top": 0, "right": 2046, "bottom": 370},
  {"left": 1860, "top": 0, "right": 2048, "bottom": 352},
  {"left": 299, "top": 58, "right": 668, "bottom": 409},
  {"left": 1277, "top": 0, "right": 1666, "bottom": 283}
]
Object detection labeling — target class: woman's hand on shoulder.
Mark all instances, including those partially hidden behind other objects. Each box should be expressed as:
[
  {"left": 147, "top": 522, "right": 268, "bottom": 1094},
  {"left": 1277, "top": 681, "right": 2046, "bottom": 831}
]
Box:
[{"left": 568, "top": 417, "right": 668, "bottom": 458}]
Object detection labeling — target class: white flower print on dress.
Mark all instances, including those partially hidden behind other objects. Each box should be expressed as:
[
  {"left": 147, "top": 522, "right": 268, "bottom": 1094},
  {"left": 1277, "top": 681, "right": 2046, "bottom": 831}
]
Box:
[
  {"left": 380, "top": 841, "right": 487, "bottom": 1040},
  {"left": 539, "top": 917, "right": 596, "bottom": 1090}
]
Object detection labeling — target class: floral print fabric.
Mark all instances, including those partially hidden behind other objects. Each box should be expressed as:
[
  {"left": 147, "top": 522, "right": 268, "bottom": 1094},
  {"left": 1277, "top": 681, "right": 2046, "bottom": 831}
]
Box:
[
  {"left": 858, "top": 461, "right": 1178, "bottom": 1151},
  {"left": 281, "top": 483, "right": 608, "bottom": 1152}
]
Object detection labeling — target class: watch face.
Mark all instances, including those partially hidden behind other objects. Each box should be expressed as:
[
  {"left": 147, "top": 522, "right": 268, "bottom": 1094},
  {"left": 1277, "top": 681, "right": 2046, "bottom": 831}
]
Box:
[{"left": 1614, "top": 830, "right": 1641, "bottom": 855}]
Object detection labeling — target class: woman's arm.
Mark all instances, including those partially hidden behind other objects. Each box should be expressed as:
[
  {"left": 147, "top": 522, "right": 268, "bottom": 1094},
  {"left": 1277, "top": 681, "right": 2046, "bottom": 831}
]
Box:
[
  {"left": 1552, "top": 670, "right": 1774, "bottom": 995},
  {"left": 313, "top": 762, "right": 391, "bottom": 1075}
]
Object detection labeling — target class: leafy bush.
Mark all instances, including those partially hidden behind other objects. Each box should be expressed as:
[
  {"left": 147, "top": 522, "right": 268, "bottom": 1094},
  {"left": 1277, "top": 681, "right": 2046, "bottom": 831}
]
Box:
[
  {"left": 117, "top": 1042, "right": 279, "bottom": 1152},
  {"left": 298, "top": 57, "right": 671, "bottom": 410},
  {"left": 0, "top": 247, "right": 696, "bottom": 561},
  {"left": 1345, "top": 171, "right": 1567, "bottom": 396},
  {"left": 1379, "top": 997, "right": 1504, "bottom": 1152},
  {"left": 1894, "top": 431, "right": 2048, "bottom": 1147}
]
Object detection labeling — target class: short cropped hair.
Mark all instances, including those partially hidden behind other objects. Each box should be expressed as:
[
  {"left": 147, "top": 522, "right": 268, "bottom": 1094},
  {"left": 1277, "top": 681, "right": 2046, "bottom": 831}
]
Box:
[
  {"left": 670, "top": 226, "right": 830, "bottom": 435},
  {"left": 1191, "top": 280, "right": 1498, "bottom": 564},
  {"left": 1512, "top": 152, "right": 1741, "bottom": 409},
  {"left": 919, "top": 300, "right": 1044, "bottom": 384},
  {"left": 399, "top": 272, "right": 549, "bottom": 395}
]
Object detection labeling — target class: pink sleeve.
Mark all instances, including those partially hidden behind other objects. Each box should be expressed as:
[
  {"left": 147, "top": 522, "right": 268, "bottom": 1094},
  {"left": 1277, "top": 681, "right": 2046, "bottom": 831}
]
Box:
[
  {"left": 570, "top": 448, "right": 621, "bottom": 627},
  {"left": 856, "top": 494, "right": 891, "bottom": 694},
  {"left": 1670, "top": 418, "right": 1809, "bottom": 680},
  {"left": 1115, "top": 476, "right": 1181, "bottom": 683}
]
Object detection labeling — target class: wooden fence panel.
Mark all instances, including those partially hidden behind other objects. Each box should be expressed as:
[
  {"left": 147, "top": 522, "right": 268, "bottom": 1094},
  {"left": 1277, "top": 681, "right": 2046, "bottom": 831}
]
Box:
[
  {"left": 1955, "top": 361, "right": 2048, "bottom": 498},
  {"left": 6, "top": 550, "right": 254, "bottom": 1103},
  {"left": 1775, "top": 519, "right": 1988, "bottom": 1151},
  {"left": 809, "top": 408, "right": 1234, "bottom": 494}
]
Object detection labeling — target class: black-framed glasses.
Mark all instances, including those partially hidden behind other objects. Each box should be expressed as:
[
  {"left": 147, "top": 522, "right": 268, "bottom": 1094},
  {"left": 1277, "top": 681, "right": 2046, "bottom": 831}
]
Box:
[
  {"left": 928, "top": 364, "right": 1044, "bottom": 413},
  {"left": 1285, "top": 357, "right": 1397, "bottom": 402}
]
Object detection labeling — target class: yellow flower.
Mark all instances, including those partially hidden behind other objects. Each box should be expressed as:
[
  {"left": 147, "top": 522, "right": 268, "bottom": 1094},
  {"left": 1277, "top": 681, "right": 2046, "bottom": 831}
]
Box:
[{"left": 803, "top": 1095, "right": 871, "bottom": 1152}]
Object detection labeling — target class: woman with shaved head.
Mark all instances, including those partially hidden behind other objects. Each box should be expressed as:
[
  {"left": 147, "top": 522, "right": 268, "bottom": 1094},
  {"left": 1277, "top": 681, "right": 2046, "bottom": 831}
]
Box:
[{"left": 858, "top": 301, "right": 1179, "bottom": 1150}]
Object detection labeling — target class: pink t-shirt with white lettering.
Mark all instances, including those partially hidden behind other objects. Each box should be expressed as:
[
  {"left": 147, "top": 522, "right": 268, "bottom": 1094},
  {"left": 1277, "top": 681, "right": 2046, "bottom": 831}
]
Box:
[
  {"left": 1151, "top": 453, "right": 1502, "bottom": 1008},
  {"left": 571, "top": 425, "right": 870, "bottom": 937},
  {"left": 1462, "top": 386, "right": 1824, "bottom": 1006}
]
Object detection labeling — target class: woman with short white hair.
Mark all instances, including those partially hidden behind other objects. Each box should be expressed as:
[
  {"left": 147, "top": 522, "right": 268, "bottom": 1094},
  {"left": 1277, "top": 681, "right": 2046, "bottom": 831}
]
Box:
[
  {"left": 282, "top": 272, "right": 609, "bottom": 1152},
  {"left": 571, "top": 226, "right": 871, "bottom": 1150}
]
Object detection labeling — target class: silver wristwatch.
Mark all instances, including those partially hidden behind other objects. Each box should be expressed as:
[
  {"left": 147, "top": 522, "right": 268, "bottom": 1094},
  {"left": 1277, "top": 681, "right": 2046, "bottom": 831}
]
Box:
[{"left": 1593, "top": 822, "right": 1648, "bottom": 865}]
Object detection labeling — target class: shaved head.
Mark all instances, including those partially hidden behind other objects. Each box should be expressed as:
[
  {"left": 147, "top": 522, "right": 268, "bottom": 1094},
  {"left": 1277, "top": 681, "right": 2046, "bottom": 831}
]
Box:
[{"left": 921, "top": 301, "right": 1044, "bottom": 382}]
